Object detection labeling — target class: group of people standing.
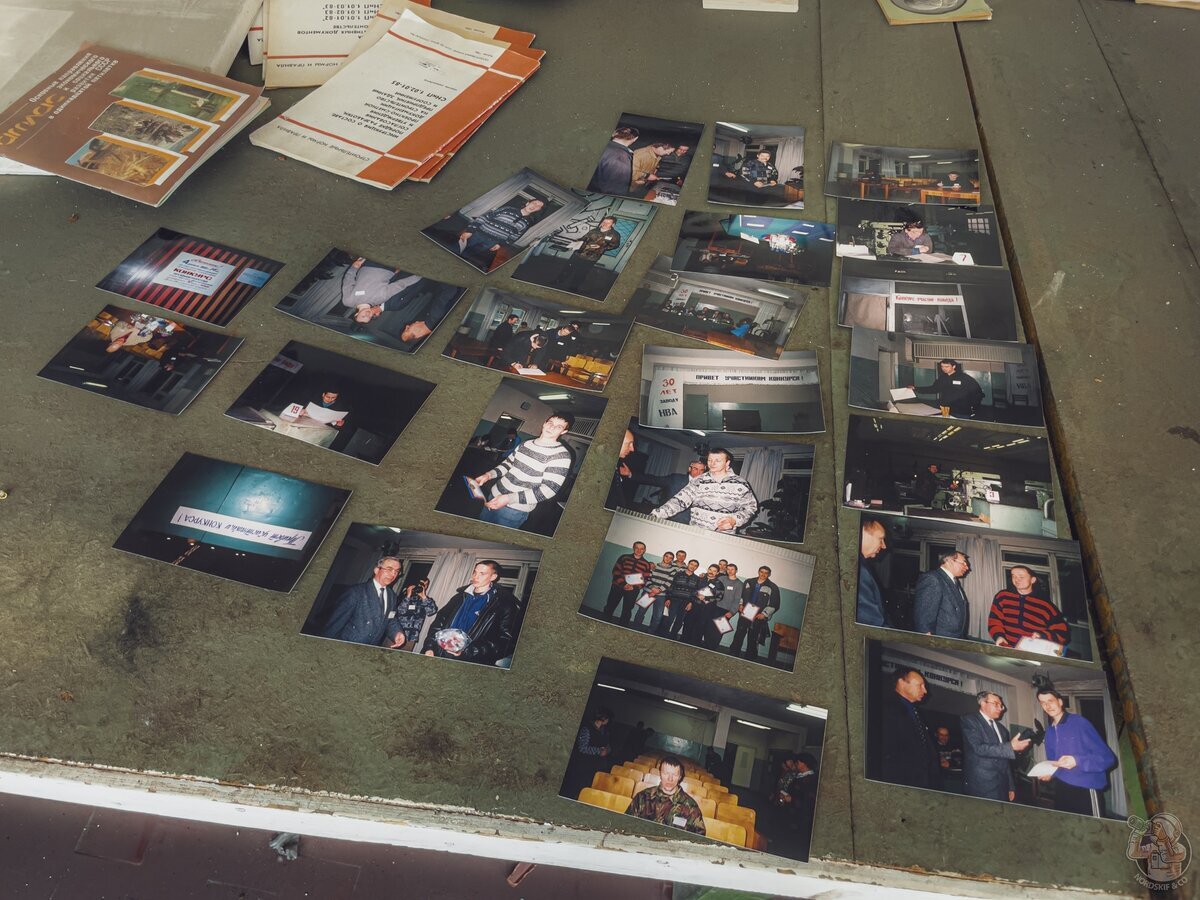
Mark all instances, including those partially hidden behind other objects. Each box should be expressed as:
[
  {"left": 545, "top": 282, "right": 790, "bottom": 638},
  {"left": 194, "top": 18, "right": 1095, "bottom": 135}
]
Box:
[
  {"left": 587, "top": 125, "right": 694, "bottom": 202},
  {"left": 486, "top": 315, "right": 583, "bottom": 374}
]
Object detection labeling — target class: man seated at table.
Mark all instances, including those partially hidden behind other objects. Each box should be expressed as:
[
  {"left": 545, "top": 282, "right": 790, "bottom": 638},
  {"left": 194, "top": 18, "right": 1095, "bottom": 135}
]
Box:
[
  {"left": 494, "top": 330, "right": 548, "bottom": 372},
  {"left": 724, "top": 149, "right": 779, "bottom": 196},
  {"left": 626, "top": 755, "right": 705, "bottom": 834},
  {"left": 886, "top": 221, "right": 934, "bottom": 257},
  {"left": 936, "top": 172, "right": 965, "bottom": 190}
]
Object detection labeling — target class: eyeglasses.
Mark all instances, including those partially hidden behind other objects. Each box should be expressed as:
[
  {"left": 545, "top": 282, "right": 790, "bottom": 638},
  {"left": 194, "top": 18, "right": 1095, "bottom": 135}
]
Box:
[{"left": 377, "top": 565, "right": 401, "bottom": 572}]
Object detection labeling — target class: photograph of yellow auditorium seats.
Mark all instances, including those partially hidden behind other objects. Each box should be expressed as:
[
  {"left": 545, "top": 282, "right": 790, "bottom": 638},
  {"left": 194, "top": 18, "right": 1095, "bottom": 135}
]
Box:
[
  {"left": 591, "top": 772, "right": 637, "bottom": 797},
  {"left": 702, "top": 816, "right": 747, "bottom": 847},
  {"left": 578, "top": 787, "right": 632, "bottom": 814}
]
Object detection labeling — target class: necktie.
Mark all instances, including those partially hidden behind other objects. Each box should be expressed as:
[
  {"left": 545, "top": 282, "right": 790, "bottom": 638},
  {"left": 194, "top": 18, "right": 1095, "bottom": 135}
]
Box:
[
  {"left": 990, "top": 718, "right": 1003, "bottom": 743},
  {"left": 379, "top": 587, "right": 387, "bottom": 618}
]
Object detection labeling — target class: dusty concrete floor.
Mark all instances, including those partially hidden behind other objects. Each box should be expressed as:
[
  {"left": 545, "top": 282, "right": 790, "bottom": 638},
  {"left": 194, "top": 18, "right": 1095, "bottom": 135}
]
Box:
[{"left": 0, "top": 0, "right": 1196, "bottom": 896}]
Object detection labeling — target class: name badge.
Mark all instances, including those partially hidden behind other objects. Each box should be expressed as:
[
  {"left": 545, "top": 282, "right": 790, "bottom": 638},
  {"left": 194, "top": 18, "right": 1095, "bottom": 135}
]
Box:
[
  {"left": 952, "top": 379, "right": 962, "bottom": 385},
  {"left": 387, "top": 611, "right": 395, "bottom": 619},
  {"left": 407, "top": 604, "right": 417, "bottom": 612},
  {"left": 672, "top": 815, "right": 688, "bottom": 828},
  {"left": 354, "top": 290, "right": 366, "bottom": 296}
]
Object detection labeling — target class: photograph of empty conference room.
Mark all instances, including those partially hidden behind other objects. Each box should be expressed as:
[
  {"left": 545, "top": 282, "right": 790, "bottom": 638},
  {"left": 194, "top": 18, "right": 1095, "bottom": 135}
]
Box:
[
  {"left": 835, "top": 199, "right": 1003, "bottom": 267},
  {"left": 863, "top": 638, "right": 1130, "bottom": 821},
  {"left": 578, "top": 511, "right": 815, "bottom": 672},
  {"left": 607, "top": 418, "right": 814, "bottom": 545},
  {"left": 670, "top": 213, "right": 835, "bottom": 287},
  {"left": 838, "top": 258, "right": 1019, "bottom": 343},
  {"left": 624, "top": 255, "right": 805, "bottom": 360},
  {"left": 639, "top": 345, "right": 824, "bottom": 435},
  {"left": 856, "top": 514, "right": 1096, "bottom": 661},
  {"left": 708, "top": 122, "right": 806, "bottom": 209},
  {"left": 842, "top": 414, "right": 1054, "bottom": 537},
  {"left": 441, "top": 287, "right": 632, "bottom": 392},
  {"left": 849, "top": 328, "right": 1044, "bottom": 427},
  {"left": 561, "top": 656, "right": 828, "bottom": 861},
  {"left": 825, "top": 141, "right": 980, "bottom": 204}
]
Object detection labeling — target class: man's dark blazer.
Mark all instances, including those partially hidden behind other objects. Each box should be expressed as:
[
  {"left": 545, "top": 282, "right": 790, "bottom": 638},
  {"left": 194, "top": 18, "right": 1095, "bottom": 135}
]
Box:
[
  {"left": 649, "top": 472, "right": 692, "bottom": 523},
  {"left": 321, "top": 580, "right": 400, "bottom": 646},
  {"left": 960, "top": 711, "right": 1016, "bottom": 800},
  {"left": 857, "top": 558, "right": 886, "bottom": 627},
  {"left": 420, "top": 585, "right": 520, "bottom": 665},
  {"left": 913, "top": 568, "right": 969, "bottom": 638},
  {"left": 880, "top": 692, "right": 939, "bottom": 788}
]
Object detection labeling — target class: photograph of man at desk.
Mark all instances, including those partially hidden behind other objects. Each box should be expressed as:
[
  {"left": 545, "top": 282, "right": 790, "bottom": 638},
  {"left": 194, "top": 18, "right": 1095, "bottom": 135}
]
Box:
[
  {"left": 671, "top": 213, "right": 836, "bottom": 288},
  {"left": 708, "top": 122, "right": 806, "bottom": 210},
  {"left": 441, "top": 287, "right": 633, "bottom": 392},
  {"left": 834, "top": 199, "right": 1003, "bottom": 267},
  {"left": 825, "top": 140, "right": 981, "bottom": 205},
  {"left": 224, "top": 340, "right": 435, "bottom": 465}
]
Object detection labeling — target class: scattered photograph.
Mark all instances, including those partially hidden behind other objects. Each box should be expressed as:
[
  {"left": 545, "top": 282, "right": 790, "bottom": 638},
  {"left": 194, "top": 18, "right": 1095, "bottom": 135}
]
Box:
[
  {"left": 66, "top": 136, "right": 182, "bottom": 186},
  {"left": 97, "top": 228, "right": 284, "bottom": 328},
  {"left": 224, "top": 341, "right": 435, "bottom": 466},
  {"left": 842, "top": 413, "right": 1053, "bottom": 537},
  {"left": 855, "top": 515, "right": 1096, "bottom": 661},
  {"left": 671, "top": 212, "right": 835, "bottom": 287},
  {"left": 639, "top": 345, "right": 825, "bottom": 435},
  {"left": 849, "top": 327, "right": 1044, "bottom": 427},
  {"left": 274, "top": 248, "right": 466, "bottom": 355},
  {"left": 434, "top": 378, "right": 608, "bottom": 537},
  {"left": 561, "top": 656, "right": 828, "bottom": 860},
  {"left": 863, "top": 637, "right": 1129, "bottom": 820},
  {"left": 112, "top": 452, "right": 350, "bottom": 592},
  {"left": 441, "top": 287, "right": 633, "bottom": 392},
  {"left": 607, "top": 418, "right": 814, "bottom": 544},
  {"left": 89, "top": 100, "right": 213, "bottom": 153},
  {"left": 825, "top": 141, "right": 980, "bottom": 204},
  {"left": 708, "top": 122, "right": 806, "bottom": 209},
  {"left": 300, "top": 523, "right": 543, "bottom": 669},
  {"left": 838, "top": 257, "right": 1019, "bottom": 342},
  {"left": 585, "top": 112, "right": 705, "bottom": 206},
  {"left": 835, "top": 199, "right": 1003, "bottom": 266},
  {"left": 579, "top": 511, "right": 816, "bottom": 672},
  {"left": 511, "top": 191, "right": 657, "bottom": 302},
  {"left": 421, "top": 167, "right": 587, "bottom": 274},
  {"left": 625, "top": 255, "right": 806, "bottom": 360},
  {"left": 110, "top": 69, "right": 247, "bottom": 122},
  {"left": 38, "top": 305, "right": 242, "bottom": 415}
]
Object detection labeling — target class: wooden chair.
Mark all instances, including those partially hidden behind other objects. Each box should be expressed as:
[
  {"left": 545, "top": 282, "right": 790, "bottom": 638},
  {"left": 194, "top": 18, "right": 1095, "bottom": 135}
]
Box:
[
  {"left": 626, "top": 762, "right": 651, "bottom": 774},
  {"left": 716, "top": 802, "right": 756, "bottom": 835},
  {"left": 680, "top": 778, "right": 704, "bottom": 794},
  {"left": 578, "top": 787, "right": 631, "bottom": 814},
  {"left": 702, "top": 816, "right": 746, "bottom": 847},
  {"left": 610, "top": 765, "right": 642, "bottom": 782},
  {"left": 768, "top": 623, "right": 801, "bottom": 666},
  {"left": 640, "top": 772, "right": 661, "bottom": 788},
  {"left": 698, "top": 797, "right": 717, "bottom": 818},
  {"left": 707, "top": 783, "right": 729, "bottom": 795},
  {"left": 591, "top": 772, "right": 636, "bottom": 798},
  {"left": 715, "top": 790, "right": 737, "bottom": 806}
]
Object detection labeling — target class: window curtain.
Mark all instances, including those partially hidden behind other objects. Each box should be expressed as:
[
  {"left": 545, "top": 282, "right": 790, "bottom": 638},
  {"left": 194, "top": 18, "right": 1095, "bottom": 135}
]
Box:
[
  {"left": 956, "top": 534, "right": 1003, "bottom": 641},
  {"left": 633, "top": 439, "right": 682, "bottom": 505},
  {"left": 739, "top": 446, "right": 785, "bottom": 527}
]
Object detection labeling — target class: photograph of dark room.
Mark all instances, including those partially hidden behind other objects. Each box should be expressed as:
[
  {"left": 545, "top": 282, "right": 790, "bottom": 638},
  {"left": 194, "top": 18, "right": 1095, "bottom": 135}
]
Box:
[
  {"left": 855, "top": 514, "right": 1095, "bottom": 661},
  {"left": 838, "top": 257, "right": 1020, "bottom": 342},
  {"left": 835, "top": 199, "right": 1003, "bottom": 266},
  {"left": 708, "top": 122, "right": 806, "bottom": 209},
  {"left": 863, "top": 638, "right": 1130, "bottom": 821},
  {"left": 441, "top": 286, "right": 632, "bottom": 392},
  {"left": 585, "top": 111, "right": 705, "bottom": 206},
  {"left": 561, "top": 657, "right": 828, "bottom": 861},
  {"left": 607, "top": 417, "right": 814, "bottom": 545},
  {"left": 300, "top": 523, "right": 542, "bottom": 670},
  {"left": 670, "top": 212, "right": 836, "bottom": 287},
  {"left": 849, "top": 327, "right": 1044, "bottom": 426},
  {"left": 842, "top": 414, "right": 1054, "bottom": 537},
  {"left": 39, "top": 305, "right": 241, "bottom": 415},
  {"left": 625, "top": 255, "right": 805, "bottom": 360},
  {"left": 640, "top": 345, "right": 824, "bottom": 435},
  {"left": 825, "top": 141, "right": 981, "bottom": 204}
]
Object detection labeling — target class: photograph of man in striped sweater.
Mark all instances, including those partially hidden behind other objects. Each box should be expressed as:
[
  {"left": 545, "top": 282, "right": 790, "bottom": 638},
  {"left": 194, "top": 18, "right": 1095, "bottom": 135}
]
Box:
[{"left": 471, "top": 411, "right": 575, "bottom": 530}]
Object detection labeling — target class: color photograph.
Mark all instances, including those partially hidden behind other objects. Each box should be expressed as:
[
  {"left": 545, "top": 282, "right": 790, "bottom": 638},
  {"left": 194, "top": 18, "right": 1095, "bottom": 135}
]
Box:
[
  {"left": 708, "top": 122, "right": 806, "bottom": 209},
  {"left": 66, "top": 136, "right": 182, "bottom": 186},
  {"left": 561, "top": 657, "right": 828, "bottom": 861},
  {"left": 606, "top": 418, "right": 814, "bottom": 545},
  {"left": 224, "top": 341, "right": 435, "bottom": 465},
  {"left": 434, "top": 378, "right": 608, "bottom": 537},
  {"left": 89, "top": 100, "right": 212, "bottom": 152},
  {"left": 110, "top": 69, "right": 246, "bottom": 122},
  {"left": 585, "top": 112, "right": 705, "bottom": 206},
  {"left": 511, "top": 191, "right": 657, "bottom": 302},
  {"left": 300, "top": 523, "right": 542, "bottom": 669},
  {"left": 274, "top": 248, "right": 466, "bottom": 355},
  {"left": 38, "top": 305, "right": 242, "bottom": 415},
  {"left": 441, "top": 287, "right": 633, "bottom": 392},
  {"left": 835, "top": 199, "right": 1003, "bottom": 266},
  {"left": 579, "top": 511, "right": 815, "bottom": 672},
  {"left": 864, "top": 638, "right": 1129, "bottom": 820},
  {"left": 671, "top": 212, "right": 835, "bottom": 287},
  {"left": 639, "top": 345, "right": 824, "bottom": 435},
  {"left": 112, "top": 452, "right": 350, "bottom": 593},
  {"left": 825, "top": 141, "right": 981, "bottom": 204}
]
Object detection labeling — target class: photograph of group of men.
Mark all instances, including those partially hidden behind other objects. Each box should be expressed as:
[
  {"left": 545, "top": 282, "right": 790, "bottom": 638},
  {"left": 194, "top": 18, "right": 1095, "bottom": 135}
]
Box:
[
  {"left": 561, "top": 657, "right": 827, "bottom": 860},
  {"left": 671, "top": 213, "right": 836, "bottom": 288},
  {"left": 274, "top": 248, "right": 466, "bottom": 355},
  {"left": 422, "top": 168, "right": 585, "bottom": 274},
  {"left": 586, "top": 112, "right": 705, "bottom": 206},
  {"left": 39, "top": 305, "right": 242, "bottom": 415},
  {"left": 301, "top": 524, "right": 541, "bottom": 669},
  {"left": 835, "top": 200, "right": 1003, "bottom": 267},
  {"left": 434, "top": 378, "right": 606, "bottom": 537},
  {"left": 579, "top": 510, "right": 814, "bottom": 672},
  {"left": 607, "top": 419, "right": 813, "bottom": 545},
  {"left": 441, "top": 288, "right": 632, "bottom": 392},
  {"left": 511, "top": 191, "right": 657, "bottom": 302},
  {"left": 864, "top": 639, "right": 1129, "bottom": 820},
  {"left": 856, "top": 516, "right": 1096, "bottom": 661},
  {"left": 708, "top": 122, "right": 806, "bottom": 209},
  {"left": 112, "top": 452, "right": 350, "bottom": 592},
  {"left": 824, "top": 141, "right": 981, "bottom": 205},
  {"left": 842, "top": 414, "right": 1053, "bottom": 538},
  {"left": 223, "top": 341, "right": 435, "bottom": 466}
]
